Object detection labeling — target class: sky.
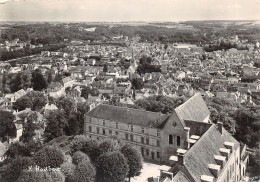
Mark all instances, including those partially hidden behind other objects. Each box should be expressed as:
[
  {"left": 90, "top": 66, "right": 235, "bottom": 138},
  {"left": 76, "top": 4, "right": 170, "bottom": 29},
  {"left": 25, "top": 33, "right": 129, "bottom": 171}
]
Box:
[{"left": 0, "top": 0, "right": 260, "bottom": 22}]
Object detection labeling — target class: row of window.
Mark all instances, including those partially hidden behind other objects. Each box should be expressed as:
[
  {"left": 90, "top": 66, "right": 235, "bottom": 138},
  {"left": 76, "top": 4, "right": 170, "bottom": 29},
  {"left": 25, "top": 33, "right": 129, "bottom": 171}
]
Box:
[
  {"left": 87, "top": 134, "right": 161, "bottom": 160},
  {"left": 88, "top": 126, "right": 160, "bottom": 147},
  {"left": 89, "top": 118, "right": 160, "bottom": 137}
]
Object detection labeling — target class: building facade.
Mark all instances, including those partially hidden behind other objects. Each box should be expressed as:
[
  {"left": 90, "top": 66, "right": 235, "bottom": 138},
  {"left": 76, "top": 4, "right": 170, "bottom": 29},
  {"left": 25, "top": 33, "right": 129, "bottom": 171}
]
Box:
[{"left": 84, "top": 93, "right": 211, "bottom": 163}]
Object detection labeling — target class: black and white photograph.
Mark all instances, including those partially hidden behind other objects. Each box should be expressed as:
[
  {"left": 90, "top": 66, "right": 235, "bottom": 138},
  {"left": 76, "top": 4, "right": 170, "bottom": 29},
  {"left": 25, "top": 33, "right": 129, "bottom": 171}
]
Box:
[{"left": 0, "top": 0, "right": 260, "bottom": 181}]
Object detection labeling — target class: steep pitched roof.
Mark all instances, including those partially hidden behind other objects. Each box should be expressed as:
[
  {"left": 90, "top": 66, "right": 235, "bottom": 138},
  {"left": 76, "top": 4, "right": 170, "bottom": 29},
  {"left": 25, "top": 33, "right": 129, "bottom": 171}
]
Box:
[
  {"left": 175, "top": 93, "right": 210, "bottom": 123},
  {"left": 182, "top": 124, "right": 239, "bottom": 182},
  {"left": 86, "top": 104, "right": 170, "bottom": 128}
]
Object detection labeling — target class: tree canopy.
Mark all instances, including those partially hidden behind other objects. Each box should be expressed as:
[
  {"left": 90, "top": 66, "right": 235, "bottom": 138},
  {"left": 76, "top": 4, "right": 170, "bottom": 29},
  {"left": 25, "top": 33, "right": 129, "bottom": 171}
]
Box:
[
  {"left": 33, "top": 146, "right": 65, "bottom": 168},
  {"left": 96, "top": 151, "right": 129, "bottom": 182},
  {"left": 120, "top": 144, "right": 143, "bottom": 181},
  {"left": 0, "top": 110, "right": 16, "bottom": 142},
  {"left": 31, "top": 69, "right": 48, "bottom": 91}
]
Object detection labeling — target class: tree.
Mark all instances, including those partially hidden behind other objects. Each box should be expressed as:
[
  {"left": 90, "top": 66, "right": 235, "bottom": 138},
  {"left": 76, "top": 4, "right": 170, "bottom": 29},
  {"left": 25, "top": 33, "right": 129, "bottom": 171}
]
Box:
[
  {"left": 70, "top": 135, "right": 88, "bottom": 153},
  {"left": 13, "top": 96, "right": 33, "bottom": 111},
  {"left": 33, "top": 146, "right": 64, "bottom": 168},
  {"left": 72, "top": 151, "right": 90, "bottom": 166},
  {"left": 69, "top": 161, "right": 96, "bottom": 182},
  {"left": 90, "top": 88, "right": 99, "bottom": 96},
  {"left": 81, "top": 138, "right": 100, "bottom": 163},
  {"left": 1, "top": 156, "right": 35, "bottom": 182},
  {"left": 60, "top": 162, "right": 76, "bottom": 178},
  {"left": 4, "top": 142, "right": 31, "bottom": 159},
  {"left": 101, "top": 93, "right": 111, "bottom": 100},
  {"left": 65, "top": 112, "right": 80, "bottom": 136},
  {"left": 14, "top": 91, "right": 47, "bottom": 111},
  {"left": 55, "top": 96, "right": 75, "bottom": 115},
  {"left": 103, "top": 63, "right": 108, "bottom": 72},
  {"left": 120, "top": 144, "right": 143, "bottom": 182},
  {"left": 0, "top": 110, "right": 16, "bottom": 142},
  {"left": 96, "top": 151, "right": 129, "bottom": 182},
  {"left": 46, "top": 70, "right": 53, "bottom": 84},
  {"left": 4, "top": 141, "right": 43, "bottom": 159},
  {"left": 48, "top": 171, "right": 65, "bottom": 182},
  {"left": 81, "top": 87, "right": 91, "bottom": 99},
  {"left": 132, "top": 78, "right": 144, "bottom": 90},
  {"left": 19, "top": 116, "right": 37, "bottom": 143},
  {"left": 98, "top": 138, "right": 121, "bottom": 155},
  {"left": 44, "top": 109, "right": 68, "bottom": 142},
  {"left": 29, "top": 91, "right": 48, "bottom": 111},
  {"left": 134, "top": 95, "right": 187, "bottom": 114},
  {"left": 76, "top": 102, "right": 90, "bottom": 134},
  {"left": 31, "top": 69, "right": 48, "bottom": 91}
]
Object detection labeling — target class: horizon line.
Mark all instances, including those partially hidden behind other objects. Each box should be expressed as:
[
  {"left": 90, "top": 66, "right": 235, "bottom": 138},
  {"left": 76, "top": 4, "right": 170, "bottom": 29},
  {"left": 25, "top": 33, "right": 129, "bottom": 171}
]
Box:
[{"left": 0, "top": 19, "right": 260, "bottom": 23}]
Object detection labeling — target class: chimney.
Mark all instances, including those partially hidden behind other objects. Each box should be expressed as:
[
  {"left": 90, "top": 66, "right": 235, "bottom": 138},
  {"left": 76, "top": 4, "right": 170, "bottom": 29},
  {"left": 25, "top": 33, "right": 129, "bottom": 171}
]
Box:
[
  {"left": 184, "top": 127, "right": 190, "bottom": 150},
  {"left": 190, "top": 135, "right": 200, "bottom": 140},
  {"left": 219, "top": 148, "right": 230, "bottom": 159},
  {"left": 177, "top": 149, "right": 187, "bottom": 165},
  {"left": 169, "top": 156, "right": 178, "bottom": 166},
  {"left": 217, "top": 122, "right": 223, "bottom": 134},
  {"left": 201, "top": 175, "right": 214, "bottom": 182},
  {"left": 214, "top": 155, "right": 226, "bottom": 168},
  {"left": 224, "top": 142, "right": 235, "bottom": 153},
  {"left": 208, "top": 164, "right": 221, "bottom": 177},
  {"left": 189, "top": 139, "right": 197, "bottom": 147}
]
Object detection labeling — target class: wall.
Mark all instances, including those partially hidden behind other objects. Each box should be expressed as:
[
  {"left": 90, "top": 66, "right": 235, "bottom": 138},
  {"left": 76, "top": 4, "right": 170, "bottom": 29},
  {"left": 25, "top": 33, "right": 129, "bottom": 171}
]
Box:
[
  {"left": 216, "top": 145, "right": 240, "bottom": 182},
  {"left": 160, "top": 112, "right": 186, "bottom": 163},
  {"left": 84, "top": 115, "right": 163, "bottom": 162}
]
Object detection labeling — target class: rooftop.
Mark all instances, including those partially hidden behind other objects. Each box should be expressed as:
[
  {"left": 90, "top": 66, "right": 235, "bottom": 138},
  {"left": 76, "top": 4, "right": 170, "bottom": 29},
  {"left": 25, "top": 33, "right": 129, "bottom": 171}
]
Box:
[{"left": 87, "top": 104, "right": 170, "bottom": 128}]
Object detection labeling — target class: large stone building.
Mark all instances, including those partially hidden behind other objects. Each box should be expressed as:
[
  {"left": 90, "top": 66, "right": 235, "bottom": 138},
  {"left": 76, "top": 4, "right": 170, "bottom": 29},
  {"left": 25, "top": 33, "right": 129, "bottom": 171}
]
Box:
[{"left": 84, "top": 93, "right": 211, "bottom": 163}]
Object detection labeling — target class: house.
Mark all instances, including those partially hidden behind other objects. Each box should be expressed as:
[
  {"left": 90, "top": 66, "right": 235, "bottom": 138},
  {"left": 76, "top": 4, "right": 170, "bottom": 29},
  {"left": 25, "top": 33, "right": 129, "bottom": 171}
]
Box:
[
  {"left": 66, "top": 86, "right": 81, "bottom": 98},
  {"left": 47, "top": 82, "right": 64, "bottom": 98},
  {"left": 62, "top": 77, "right": 76, "bottom": 88},
  {"left": 43, "top": 103, "right": 58, "bottom": 117},
  {"left": 86, "top": 59, "right": 96, "bottom": 66},
  {"left": 1, "top": 89, "right": 26, "bottom": 108},
  {"left": 84, "top": 93, "right": 211, "bottom": 163}
]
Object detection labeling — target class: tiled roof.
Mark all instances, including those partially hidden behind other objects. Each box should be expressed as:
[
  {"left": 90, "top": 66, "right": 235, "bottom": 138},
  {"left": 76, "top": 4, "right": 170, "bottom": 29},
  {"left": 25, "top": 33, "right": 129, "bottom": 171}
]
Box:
[
  {"left": 87, "top": 104, "right": 170, "bottom": 128},
  {"left": 175, "top": 93, "right": 210, "bottom": 123},
  {"left": 182, "top": 124, "right": 239, "bottom": 182},
  {"left": 48, "top": 82, "right": 63, "bottom": 89},
  {"left": 62, "top": 77, "right": 73, "bottom": 84}
]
